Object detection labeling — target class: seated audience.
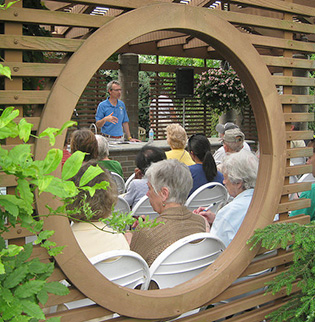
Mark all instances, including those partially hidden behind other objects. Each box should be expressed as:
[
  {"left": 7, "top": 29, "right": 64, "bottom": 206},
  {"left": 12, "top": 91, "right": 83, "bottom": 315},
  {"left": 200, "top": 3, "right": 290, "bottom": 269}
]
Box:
[
  {"left": 123, "top": 146, "right": 166, "bottom": 208},
  {"left": 187, "top": 133, "right": 224, "bottom": 196},
  {"left": 129, "top": 159, "right": 209, "bottom": 266},
  {"left": 70, "top": 128, "right": 98, "bottom": 162},
  {"left": 165, "top": 123, "right": 195, "bottom": 165},
  {"left": 290, "top": 139, "right": 315, "bottom": 221},
  {"left": 67, "top": 161, "right": 129, "bottom": 259},
  {"left": 214, "top": 122, "right": 250, "bottom": 165},
  {"left": 195, "top": 149, "right": 259, "bottom": 247},
  {"left": 95, "top": 134, "right": 124, "bottom": 177}
]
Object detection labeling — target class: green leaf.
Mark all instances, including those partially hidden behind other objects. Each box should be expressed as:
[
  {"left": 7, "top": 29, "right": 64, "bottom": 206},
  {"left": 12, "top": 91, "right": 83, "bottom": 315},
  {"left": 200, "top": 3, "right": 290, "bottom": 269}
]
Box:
[
  {"left": 0, "top": 285, "right": 14, "bottom": 304},
  {"left": 15, "top": 243, "right": 33, "bottom": 265},
  {"left": 42, "top": 149, "right": 62, "bottom": 174},
  {"left": 20, "top": 299, "right": 45, "bottom": 319},
  {"left": 79, "top": 164, "right": 103, "bottom": 187},
  {"left": 38, "top": 127, "right": 59, "bottom": 146},
  {"left": 18, "top": 118, "right": 33, "bottom": 143},
  {"left": 28, "top": 259, "right": 49, "bottom": 275},
  {"left": 0, "top": 64, "right": 11, "bottom": 79},
  {"left": 61, "top": 151, "right": 85, "bottom": 180},
  {"left": 43, "top": 281, "right": 69, "bottom": 296},
  {"left": 3, "top": 264, "right": 29, "bottom": 289},
  {"left": 0, "top": 107, "right": 19, "bottom": 127},
  {"left": 14, "top": 280, "right": 46, "bottom": 299},
  {"left": 17, "top": 178, "right": 34, "bottom": 208},
  {"left": 36, "top": 176, "right": 53, "bottom": 193},
  {"left": 38, "top": 230, "right": 54, "bottom": 241},
  {"left": 8, "top": 144, "right": 32, "bottom": 166},
  {"left": 0, "top": 196, "right": 19, "bottom": 217},
  {"left": 37, "top": 288, "right": 48, "bottom": 305},
  {"left": 43, "top": 177, "right": 78, "bottom": 198},
  {"left": 56, "top": 121, "right": 77, "bottom": 135}
]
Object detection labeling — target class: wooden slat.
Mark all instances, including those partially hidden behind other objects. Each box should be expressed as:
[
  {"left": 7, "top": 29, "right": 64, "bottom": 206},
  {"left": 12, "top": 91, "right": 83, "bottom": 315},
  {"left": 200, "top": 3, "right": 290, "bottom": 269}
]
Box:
[
  {"left": 0, "top": 90, "right": 50, "bottom": 104},
  {"left": 249, "top": 34, "right": 315, "bottom": 53},
  {"left": 0, "top": 173, "right": 17, "bottom": 187},
  {"left": 3, "top": 62, "right": 65, "bottom": 77},
  {"left": 214, "top": 9, "right": 315, "bottom": 34},
  {"left": 15, "top": 117, "right": 40, "bottom": 130},
  {"left": 46, "top": 304, "right": 114, "bottom": 322},
  {"left": 230, "top": 0, "right": 315, "bottom": 17},
  {"left": 0, "top": 7, "right": 113, "bottom": 28},
  {"left": 263, "top": 55, "right": 315, "bottom": 70},
  {"left": 0, "top": 35, "right": 83, "bottom": 52},
  {"left": 280, "top": 94, "right": 315, "bottom": 105},
  {"left": 272, "top": 75, "right": 315, "bottom": 87},
  {"left": 284, "top": 112, "right": 314, "bottom": 123},
  {"left": 2, "top": 224, "right": 36, "bottom": 240},
  {"left": 286, "top": 130, "right": 313, "bottom": 141},
  {"left": 286, "top": 147, "right": 313, "bottom": 158},
  {"left": 277, "top": 198, "right": 311, "bottom": 213},
  {"left": 1, "top": 144, "right": 35, "bottom": 153},
  {"left": 29, "top": 245, "right": 52, "bottom": 261},
  {"left": 282, "top": 182, "right": 312, "bottom": 195},
  {"left": 285, "top": 164, "right": 312, "bottom": 176}
]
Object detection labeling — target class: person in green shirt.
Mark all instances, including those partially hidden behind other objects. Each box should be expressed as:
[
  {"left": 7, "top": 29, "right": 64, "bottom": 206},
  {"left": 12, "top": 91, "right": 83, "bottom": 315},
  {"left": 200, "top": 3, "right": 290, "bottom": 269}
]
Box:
[
  {"left": 95, "top": 134, "right": 124, "bottom": 178},
  {"left": 290, "top": 139, "right": 315, "bottom": 221}
]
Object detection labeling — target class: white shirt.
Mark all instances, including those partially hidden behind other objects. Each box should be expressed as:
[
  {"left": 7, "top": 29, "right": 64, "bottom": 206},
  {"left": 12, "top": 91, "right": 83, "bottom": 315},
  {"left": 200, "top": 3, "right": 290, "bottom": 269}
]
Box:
[{"left": 209, "top": 189, "right": 254, "bottom": 247}]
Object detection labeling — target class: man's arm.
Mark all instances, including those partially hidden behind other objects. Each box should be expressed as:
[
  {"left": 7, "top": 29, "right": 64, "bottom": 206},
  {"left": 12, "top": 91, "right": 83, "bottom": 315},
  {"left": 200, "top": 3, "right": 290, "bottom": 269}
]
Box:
[
  {"left": 122, "top": 122, "right": 140, "bottom": 142},
  {"left": 96, "top": 112, "right": 118, "bottom": 129}
]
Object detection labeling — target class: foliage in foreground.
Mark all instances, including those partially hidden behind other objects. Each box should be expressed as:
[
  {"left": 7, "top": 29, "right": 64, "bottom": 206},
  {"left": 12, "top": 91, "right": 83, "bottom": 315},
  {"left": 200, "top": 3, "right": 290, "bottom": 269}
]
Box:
[{"left": 248, "top": 222, "right": 315, "bottom": 322}]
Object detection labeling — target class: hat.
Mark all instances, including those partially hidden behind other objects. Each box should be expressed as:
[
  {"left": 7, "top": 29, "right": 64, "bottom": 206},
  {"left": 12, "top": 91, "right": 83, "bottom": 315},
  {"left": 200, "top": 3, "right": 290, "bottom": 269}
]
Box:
[
  {"left": 215, "top": 122, "right": 239, "bottom": 134},
  {"left": 222, "top": 128, "right": 245, "bottom": 143}
]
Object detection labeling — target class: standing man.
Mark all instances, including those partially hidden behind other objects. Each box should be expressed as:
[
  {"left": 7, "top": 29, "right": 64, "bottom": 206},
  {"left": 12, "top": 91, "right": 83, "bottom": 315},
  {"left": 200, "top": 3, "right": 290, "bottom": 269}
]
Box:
[{"left": 95, "top": 80, "right": 139, "bottom": 142}]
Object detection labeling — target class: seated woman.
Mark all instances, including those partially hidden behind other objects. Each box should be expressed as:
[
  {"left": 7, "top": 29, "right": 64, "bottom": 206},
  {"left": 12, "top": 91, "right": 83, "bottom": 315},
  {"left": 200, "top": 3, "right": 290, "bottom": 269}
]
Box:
[
  {"left": 187, "top": 133, "right": 224, "bottom": 196},
  {"left": 195, "top": 149, "right": 259, "bottom": 247},
  {"left": 165, "top": 123, "right": 195, "bottom": 166},
  {"left": 123, "top": 146, "right": 166, "bottom": 208},
  {"left": 68, "top": 160, "right": 129, "bottom": 259},
  {"left": 70, "top": 128, "right": 98, "bottom": 162},
  {"left": 129, "top": 159, "right": 209, "bottom": 266},
  {"left": 95, "top": 134, "right": 124, "bottom": 177}
]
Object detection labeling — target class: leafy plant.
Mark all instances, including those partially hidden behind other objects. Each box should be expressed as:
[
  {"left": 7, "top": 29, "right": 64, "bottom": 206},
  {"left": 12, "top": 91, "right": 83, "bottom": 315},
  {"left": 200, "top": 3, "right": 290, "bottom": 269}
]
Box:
[
  {"left": 248, "top": 222, "right": 315, "bottom": 322},
  {"left": 195, "top": 67, "right": 250, "bottom": 115}
]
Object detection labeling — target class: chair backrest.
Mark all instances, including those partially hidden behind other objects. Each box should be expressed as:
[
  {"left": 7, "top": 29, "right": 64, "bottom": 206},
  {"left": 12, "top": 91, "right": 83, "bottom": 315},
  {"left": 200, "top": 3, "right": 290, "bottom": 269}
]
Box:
[
  {"left": 125, "top": 173, "right": 135, "bottom": 192},
  {"left": 131, "top": 195, "right": 159, "bottom": 221},
  {"left": 64, "top": 250, "right": 150, "bottom": 310},
  {"left": 110, "top": 172, "right": 125, "bottom": 194},
  {"left": 145, "top": 233, "right": 226, "bottom": 289},
  {"left": 298, "top": 172, "right": 315, "bottom": 183},
  {"left": 114, "top": 196, "right": 131, "bottom": 215},
  {"left": 90, "top": 250, "right": 150, "bottom": 290},
  {"left": 185, "top": 182, "right": 228, "bottom": 214}
]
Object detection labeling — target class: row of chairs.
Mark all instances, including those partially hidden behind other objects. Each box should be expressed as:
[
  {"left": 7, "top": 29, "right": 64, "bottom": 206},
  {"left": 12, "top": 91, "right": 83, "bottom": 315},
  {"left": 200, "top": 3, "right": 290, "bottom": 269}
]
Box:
[{"left": 65, "top": 232, "right": 226, "bottom": 309}]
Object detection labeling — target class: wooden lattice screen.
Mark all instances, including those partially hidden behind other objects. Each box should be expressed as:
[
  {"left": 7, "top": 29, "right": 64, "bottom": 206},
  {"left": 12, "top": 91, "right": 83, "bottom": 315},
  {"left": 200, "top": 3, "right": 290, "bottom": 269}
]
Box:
[{"left": 1, "top": 1, "right": 315, "bottom": 321}]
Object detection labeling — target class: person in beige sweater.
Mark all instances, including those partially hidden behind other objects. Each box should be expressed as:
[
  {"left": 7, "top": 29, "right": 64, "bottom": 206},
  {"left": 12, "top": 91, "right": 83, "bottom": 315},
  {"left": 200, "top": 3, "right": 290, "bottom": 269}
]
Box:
[{"left": 129, "top": 159, "right": 209, "bottom": 266}]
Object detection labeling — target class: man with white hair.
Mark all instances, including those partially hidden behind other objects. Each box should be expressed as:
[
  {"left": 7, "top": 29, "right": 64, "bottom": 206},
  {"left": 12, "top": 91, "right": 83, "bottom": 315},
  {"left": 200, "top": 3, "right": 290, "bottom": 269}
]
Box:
[{"left": 214, "top": 122, "right": 250, "bottom": 165}]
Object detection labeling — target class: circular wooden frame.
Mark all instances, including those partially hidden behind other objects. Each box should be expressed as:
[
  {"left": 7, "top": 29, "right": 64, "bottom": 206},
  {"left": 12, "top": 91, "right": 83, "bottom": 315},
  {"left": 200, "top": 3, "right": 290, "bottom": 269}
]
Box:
[{"left": 35, "top": 3, "right": 285, "bottom": 319}]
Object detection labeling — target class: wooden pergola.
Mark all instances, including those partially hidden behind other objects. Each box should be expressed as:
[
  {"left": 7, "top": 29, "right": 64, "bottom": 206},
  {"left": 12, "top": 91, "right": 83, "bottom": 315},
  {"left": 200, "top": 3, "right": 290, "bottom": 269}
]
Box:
[{"left": 1, "top": 1, "right": 315, "bottom": 321}]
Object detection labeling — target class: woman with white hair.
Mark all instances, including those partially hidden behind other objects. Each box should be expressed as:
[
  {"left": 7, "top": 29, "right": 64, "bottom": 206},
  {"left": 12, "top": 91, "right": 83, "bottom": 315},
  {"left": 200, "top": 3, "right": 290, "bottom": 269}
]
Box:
[
  {"left": 129, "top": 159, "right": 209, "bottom": 266},
  {"left": 195, "top": 149, "right": 259, "bottom": 247},
  {"left": 95, "top": 134, "right": 124, "bottom": 177}
]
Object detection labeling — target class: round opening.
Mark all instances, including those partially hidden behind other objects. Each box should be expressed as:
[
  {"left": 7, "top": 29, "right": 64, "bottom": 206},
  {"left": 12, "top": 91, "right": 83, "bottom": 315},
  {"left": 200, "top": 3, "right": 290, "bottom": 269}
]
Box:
[{"left": 36, "top": 3, "right": 285, "bottom": 319}]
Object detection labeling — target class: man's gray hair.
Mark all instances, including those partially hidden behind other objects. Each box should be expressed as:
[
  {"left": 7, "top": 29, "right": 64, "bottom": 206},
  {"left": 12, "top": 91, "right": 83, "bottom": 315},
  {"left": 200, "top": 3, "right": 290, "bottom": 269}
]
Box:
[
  {"left": 95, "top": 134, "right": 109, "bottom": 159},
  {"left": 146, "top": 159, "right": 193, "bottom": 204},
  {"left": 221, "top": 149, "right": 259, "bottom": 190},
  {"left": 107, "top": 80, "right": 120, "bottom": 92}
]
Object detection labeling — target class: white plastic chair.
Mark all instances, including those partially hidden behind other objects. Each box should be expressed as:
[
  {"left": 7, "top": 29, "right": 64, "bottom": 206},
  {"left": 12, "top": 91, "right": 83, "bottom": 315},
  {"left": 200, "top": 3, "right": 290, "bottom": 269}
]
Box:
[
  {"left": 110, "top": 172, "right": 125, "bottom": 194},
  {"left": 125, "top": 172, "right": 135, "bottom": 192},
  {"left": 185, "top": 182, "right": 228, "bottom": 214},
  {"left": 144, "top": 233, "right": 226, "bottom": 290},
  {"left": 298, "top": 172, "right": 315, "bottom": 183},
  {"left": 114, "top": 196, "right": 131, "bottom": 215},
  {"left": 65, "top": 250, "right": 150, "bottom": 310},
  {"left": 131, "top": 195, "right": 159, "bottom": 221}
]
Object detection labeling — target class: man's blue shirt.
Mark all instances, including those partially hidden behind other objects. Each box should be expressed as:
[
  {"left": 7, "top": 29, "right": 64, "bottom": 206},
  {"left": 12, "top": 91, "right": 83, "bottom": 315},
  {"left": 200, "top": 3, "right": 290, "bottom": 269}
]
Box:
[{"left": 95, "top": 98, "right": 129, "bottom": 136}]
